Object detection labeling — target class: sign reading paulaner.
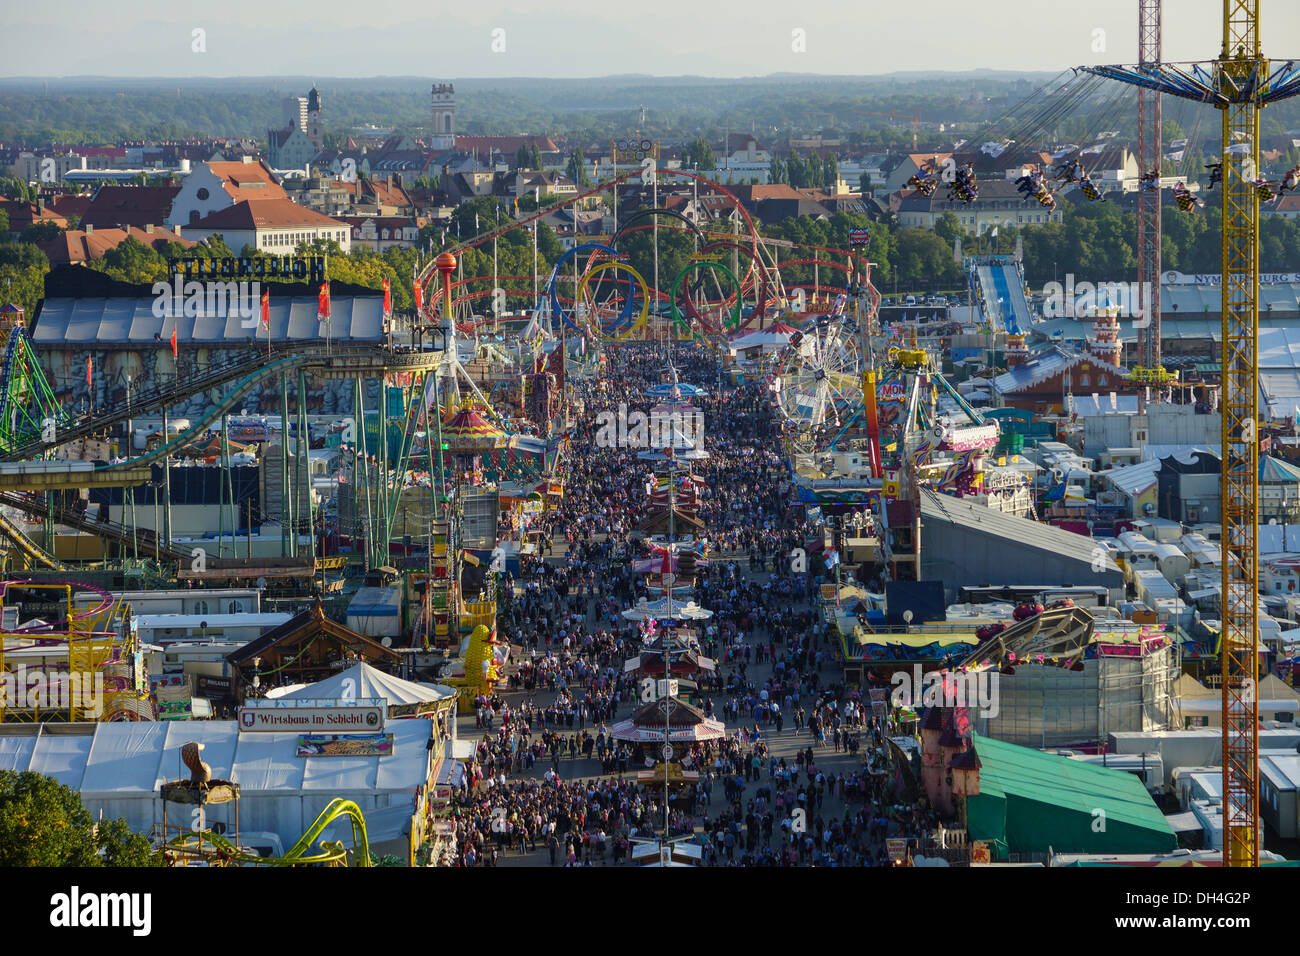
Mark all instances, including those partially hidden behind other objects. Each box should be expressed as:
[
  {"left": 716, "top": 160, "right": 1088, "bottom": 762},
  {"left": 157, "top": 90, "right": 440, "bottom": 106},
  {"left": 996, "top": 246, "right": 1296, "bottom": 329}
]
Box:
[{"left": 238, "top": 699, "right": 385, "bottom": 733}]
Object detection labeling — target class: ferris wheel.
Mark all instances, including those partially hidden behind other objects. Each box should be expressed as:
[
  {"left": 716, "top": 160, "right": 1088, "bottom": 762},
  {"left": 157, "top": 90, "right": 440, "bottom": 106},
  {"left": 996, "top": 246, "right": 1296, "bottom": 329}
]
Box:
[{"left": 771, "top": 318, "right": 863, "bottom": 451}]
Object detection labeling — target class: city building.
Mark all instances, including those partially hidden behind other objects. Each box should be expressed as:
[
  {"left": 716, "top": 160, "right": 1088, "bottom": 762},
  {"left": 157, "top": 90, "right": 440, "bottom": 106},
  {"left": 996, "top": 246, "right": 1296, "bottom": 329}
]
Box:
[
  {"left": 182, "top": 198, "right": 351, "bottom": 253},
  {"left": 166, "top": 158, "right": 288, "bottom": 230}
]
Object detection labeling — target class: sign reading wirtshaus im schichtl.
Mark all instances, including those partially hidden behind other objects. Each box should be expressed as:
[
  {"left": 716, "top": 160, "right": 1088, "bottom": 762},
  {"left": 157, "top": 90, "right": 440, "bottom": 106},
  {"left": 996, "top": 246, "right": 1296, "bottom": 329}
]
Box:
[{"left": 238, "top": 698, "right": 385, "bottom": 733}]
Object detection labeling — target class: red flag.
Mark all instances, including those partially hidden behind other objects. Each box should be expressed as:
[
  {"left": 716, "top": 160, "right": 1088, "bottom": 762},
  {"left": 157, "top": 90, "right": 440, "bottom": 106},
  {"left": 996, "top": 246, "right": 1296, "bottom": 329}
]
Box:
[
  {"left": 86, "top": 356, "right": 92, "bottom": 388},
  {"left": 413, "top": 278, "right": 423, "bottom": 317},
  {"left": 260, "top": 288, "right": 270, "bottom": 332},
  {"left": 170, "top": 326, "right": 178, "bottom": 359},
  {"left": 318, "top": 283, "right": 331, "bottom": 323},
  {"left": 382, "top": 277, "right": 392, "bottom": 320}
]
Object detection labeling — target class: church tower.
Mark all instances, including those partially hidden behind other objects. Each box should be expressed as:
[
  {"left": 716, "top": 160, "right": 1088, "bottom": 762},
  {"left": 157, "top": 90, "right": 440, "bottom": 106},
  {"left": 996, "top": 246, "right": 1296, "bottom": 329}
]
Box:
[
  {"left": 431, "top": 83, "right": 456, "bottom": 151},
  {"left": 306, "top": 84, "right": 324, "bottom": 150}
]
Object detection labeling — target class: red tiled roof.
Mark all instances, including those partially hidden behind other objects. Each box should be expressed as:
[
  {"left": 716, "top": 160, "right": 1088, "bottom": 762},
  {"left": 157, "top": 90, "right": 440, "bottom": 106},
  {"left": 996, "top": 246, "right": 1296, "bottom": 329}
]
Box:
[
  {"left": 39, "top": 226, "right": 194, "bottom": 265},
  {"left": 0, "top": 199, "right": 68, "bottom": 231},
  {"left": 726, "top": 184, "right": 804, "bottom": 203},
  {"left": 68, "top": 146, "right": 128, "bottom": 159},
  {"left": 207, "top": 160, "right": 287, "bottom": 202},
  {"left": 82, "top": 185, "right": 181, "bottom": 229},
  {"left": 188, "top": 198, "right": 346, "bottom": 230},
  {"left": 453, "top": 135, "right": 559, "bottom": 155},
  {"left": 47, "top": 194, "right": 93, "bottom": 219}
]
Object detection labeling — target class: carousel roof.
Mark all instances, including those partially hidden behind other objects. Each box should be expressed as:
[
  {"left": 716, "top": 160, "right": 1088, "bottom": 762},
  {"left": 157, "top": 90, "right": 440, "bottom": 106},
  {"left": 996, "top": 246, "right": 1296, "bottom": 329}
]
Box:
[
  {"left": 442, "top": 403, "right": 508, "bottom": 450},
  {"left": 279, "top": 661, "right": 455, "bottom": 709},
  {"left": 644, "top": 382, "right": 708, "bottom": 398},
  {"left": 638, "top": 506, "right": 705, "bottom": 536},
  {"left": 621, "top": 597, "right": 713, "bottom": 621},
  {"left": 637, "top": 442, "right": 709, "bottom": 461},
  {"left": 631, "top": 554, "right": 708, "bottom": 573},
  {"left": 610, "top": 697, "right": 726, "bottom": 743}
]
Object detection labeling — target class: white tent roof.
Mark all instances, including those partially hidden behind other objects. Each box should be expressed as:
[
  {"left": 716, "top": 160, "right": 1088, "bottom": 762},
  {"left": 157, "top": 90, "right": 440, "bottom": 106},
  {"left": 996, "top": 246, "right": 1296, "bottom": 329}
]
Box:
[
  {"left": 7, "top": 719, "right": 436, "bottom": 798},
  {"left": 729, "top": 330, "right": 792, "bottom": 350},
  {"left": 279, "top": 662, "right": 454, "bottom": 708},
  {"left": 622, "top": 598, "right": 714, "bottom": 621}
]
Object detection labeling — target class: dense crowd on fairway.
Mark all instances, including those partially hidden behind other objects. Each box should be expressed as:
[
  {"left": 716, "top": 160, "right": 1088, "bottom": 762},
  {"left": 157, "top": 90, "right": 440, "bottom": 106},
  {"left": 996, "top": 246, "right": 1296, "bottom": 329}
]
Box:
[{"left": 445, "top": 343, "right": 932, "bottom": 867}]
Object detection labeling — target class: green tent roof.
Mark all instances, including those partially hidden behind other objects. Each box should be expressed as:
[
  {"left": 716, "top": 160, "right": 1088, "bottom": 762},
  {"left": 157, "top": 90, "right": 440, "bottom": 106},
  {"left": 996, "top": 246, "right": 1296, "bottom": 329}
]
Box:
[{"left": 966, "top": 733, "right": 1176, "bottom": 860}]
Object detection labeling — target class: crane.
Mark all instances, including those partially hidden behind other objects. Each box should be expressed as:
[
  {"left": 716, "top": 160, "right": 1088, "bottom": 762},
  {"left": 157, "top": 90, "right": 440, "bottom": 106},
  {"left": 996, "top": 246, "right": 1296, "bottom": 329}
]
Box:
[
  {"left": 1084, "top": 0, "right": 1300, "bottom": 866},
  {"left": 851, "top": 110, "right": 921, "bottom": 150}
]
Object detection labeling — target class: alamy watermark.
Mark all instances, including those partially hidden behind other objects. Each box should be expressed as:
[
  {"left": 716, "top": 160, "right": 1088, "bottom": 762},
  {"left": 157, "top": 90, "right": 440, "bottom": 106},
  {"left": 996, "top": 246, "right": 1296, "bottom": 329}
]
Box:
[
  {"left": 1041, "top": 274, "right": 1152, "bottom": 328},
  {"left": 1, "top": 665, "right": 104, "bottom": 718},
  {"left": 50, "top": 886, "right": 151, "bottom": 936},
  {"left": 152, "top": 274, "right": 260, "bottom": 326},
  {"left": 890, "top": 665, "right": 999, "bottom": 719},
  {"left": 594, "top": 404, "right": 705, "bottom": 450}
]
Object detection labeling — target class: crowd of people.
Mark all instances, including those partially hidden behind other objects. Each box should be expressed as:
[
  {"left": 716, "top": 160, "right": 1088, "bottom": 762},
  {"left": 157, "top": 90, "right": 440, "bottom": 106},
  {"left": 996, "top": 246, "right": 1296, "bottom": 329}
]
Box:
[{"left": 446, "top": 341, "right": 938, "bottom": 867}]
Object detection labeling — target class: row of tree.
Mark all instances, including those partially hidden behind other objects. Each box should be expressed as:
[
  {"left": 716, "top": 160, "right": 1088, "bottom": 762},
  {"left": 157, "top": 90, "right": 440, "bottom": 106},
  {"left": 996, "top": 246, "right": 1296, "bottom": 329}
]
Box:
[{"left": 769, "top": 154, "right": 839, "bottom": 190}]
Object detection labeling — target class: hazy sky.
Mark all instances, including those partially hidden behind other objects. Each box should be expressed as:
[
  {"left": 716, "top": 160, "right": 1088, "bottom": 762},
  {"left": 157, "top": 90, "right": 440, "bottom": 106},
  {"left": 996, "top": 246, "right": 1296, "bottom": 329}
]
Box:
[{"left": 5, "top": 0, "right": 1298, "bottom": 78}]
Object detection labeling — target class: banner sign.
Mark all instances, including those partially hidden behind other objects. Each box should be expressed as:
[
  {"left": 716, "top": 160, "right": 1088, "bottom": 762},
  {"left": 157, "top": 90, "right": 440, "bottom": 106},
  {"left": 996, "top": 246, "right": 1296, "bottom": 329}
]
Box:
[
  {"left": 239, "top": 698, "right": 385, "bottom": 733},
  {"left": 296, "top": 733, "right": 393, "bottom": 757},
  {"left": 168, "top": 255, "right": 327, "bottom": 284},
  {"left": 1164, "top": 270, "right": 1300, "bottom": 285}
]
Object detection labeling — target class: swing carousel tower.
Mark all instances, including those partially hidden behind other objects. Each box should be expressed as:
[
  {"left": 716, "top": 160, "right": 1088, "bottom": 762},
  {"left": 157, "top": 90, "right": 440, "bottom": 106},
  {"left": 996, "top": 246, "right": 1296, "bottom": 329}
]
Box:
[{"left": 1136, "top": 0, "right": 1163, "bottom": 370}]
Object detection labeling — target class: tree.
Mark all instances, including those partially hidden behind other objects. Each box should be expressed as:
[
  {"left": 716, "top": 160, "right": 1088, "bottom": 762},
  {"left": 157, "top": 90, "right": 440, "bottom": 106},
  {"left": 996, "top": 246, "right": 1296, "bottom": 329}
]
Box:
[
  {"left": 0, "top": 241, "right": 50, "bottom": 317},
  {"left": 530, "top": 143, "right": 542, "bottom": 170},
  {"left": 0, "top": 770, "right": 162, "bottom": 867},
  {"left": 565, "top": 149, "right": 591, "bottom": 187},
  {"left": 516, "top": 145, "right": 531, "bottom": 170},
  {"left": 859, "top": 171, "right": 873, "bottom": 196},
  {"left": 19, "top": 221, "right": 63, "bottom": 244},
  {"left": 0, "top": 178, "right": 36, "bottom": 203},
  {"left": 787, "top": 154, "right": 807, "bottom": 189},
  {"left": 686, "top": 137, "right": 716, "bottom": 172},
  {"left": 93, "top": 234, "right": 167, "bottom": 284},
  {"left": 933, "top": 211, "right": 964, "bottom": 245}
]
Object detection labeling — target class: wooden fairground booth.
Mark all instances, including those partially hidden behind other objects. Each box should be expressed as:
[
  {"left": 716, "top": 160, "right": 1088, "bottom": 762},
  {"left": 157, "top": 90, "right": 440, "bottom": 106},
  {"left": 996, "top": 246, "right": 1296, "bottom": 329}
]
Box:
[{"left": 226, "top": 600, "right": 402, "bottom": 704}]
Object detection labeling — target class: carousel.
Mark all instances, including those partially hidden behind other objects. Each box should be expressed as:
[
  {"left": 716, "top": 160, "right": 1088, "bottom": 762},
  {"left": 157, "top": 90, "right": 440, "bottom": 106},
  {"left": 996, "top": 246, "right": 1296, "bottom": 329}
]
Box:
[{"left": 441, "top": 400, "right": 510, "bottom": 487}]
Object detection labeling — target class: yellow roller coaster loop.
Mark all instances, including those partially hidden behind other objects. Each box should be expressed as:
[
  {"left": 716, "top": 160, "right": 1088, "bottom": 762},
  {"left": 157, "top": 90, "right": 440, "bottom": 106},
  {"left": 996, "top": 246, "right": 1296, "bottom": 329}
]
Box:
[{"left": 577, "top": 261, "right": 650, "bottom": 342}]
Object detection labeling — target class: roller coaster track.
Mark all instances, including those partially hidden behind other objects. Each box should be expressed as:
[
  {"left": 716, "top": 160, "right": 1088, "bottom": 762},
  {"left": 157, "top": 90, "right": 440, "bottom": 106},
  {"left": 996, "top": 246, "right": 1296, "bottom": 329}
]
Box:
[
  {"left": 0, "top": 488, "right": 326, "bottom": 570},
  {"left": 0, "top": 506, "right": 63, "bottom": 569},
  {"left": 0, "top": 344, "right": 440, "bottom": 464},
  {"left": 0, "top": 490, "right": 189, "bottom": 566},
  {"left": 164, "top": 797, "right": 372, "bottom": 867},
  {"left": 0, "top": 345, "right": 439, "bottom": 568}
]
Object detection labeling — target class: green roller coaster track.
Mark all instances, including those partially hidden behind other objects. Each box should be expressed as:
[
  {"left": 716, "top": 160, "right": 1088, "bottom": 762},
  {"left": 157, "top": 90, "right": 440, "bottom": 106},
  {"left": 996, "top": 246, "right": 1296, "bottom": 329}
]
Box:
[
  {"left": 0, "top": 326, "right": 69, "bottom": 454},
  {"left": 163, "top": 797, "right": 372, "bottom": 867},
  {"left": 0, "top": 346, "right": 440, "bottom": 570}
]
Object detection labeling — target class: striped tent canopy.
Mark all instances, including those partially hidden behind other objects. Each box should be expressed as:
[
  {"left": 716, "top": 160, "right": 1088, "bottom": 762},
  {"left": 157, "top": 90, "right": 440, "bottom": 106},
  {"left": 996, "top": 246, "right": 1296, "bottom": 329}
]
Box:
[
  {"left": 442, "top": 402, "right": 509, "bottom": 452},
  {"left": 1260, "top": 455, "right": 1300, "bottom": 484}
]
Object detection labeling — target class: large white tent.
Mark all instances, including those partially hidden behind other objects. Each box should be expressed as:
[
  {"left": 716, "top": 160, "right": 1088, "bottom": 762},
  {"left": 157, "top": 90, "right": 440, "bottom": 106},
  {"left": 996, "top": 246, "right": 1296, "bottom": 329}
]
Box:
[
  {"left": 279, "top": 662, "right": 455, "bottom": 714},
  {"left": 0, "top": 719, "right": 437, "bottom": 856}
]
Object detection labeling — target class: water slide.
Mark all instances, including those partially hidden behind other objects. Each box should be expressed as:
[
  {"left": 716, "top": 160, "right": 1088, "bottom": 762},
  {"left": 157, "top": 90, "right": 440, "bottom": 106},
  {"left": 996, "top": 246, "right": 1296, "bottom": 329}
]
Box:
[{"left": 974, "top": 261, "right": 1033, "bottom": 335}]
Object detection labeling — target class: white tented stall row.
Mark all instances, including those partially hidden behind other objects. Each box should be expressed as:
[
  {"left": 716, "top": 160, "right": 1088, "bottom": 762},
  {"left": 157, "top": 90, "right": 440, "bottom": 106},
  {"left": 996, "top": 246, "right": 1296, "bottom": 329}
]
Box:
[{"left": 0, "top": 719, "right": 434, "bottom": 852}]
